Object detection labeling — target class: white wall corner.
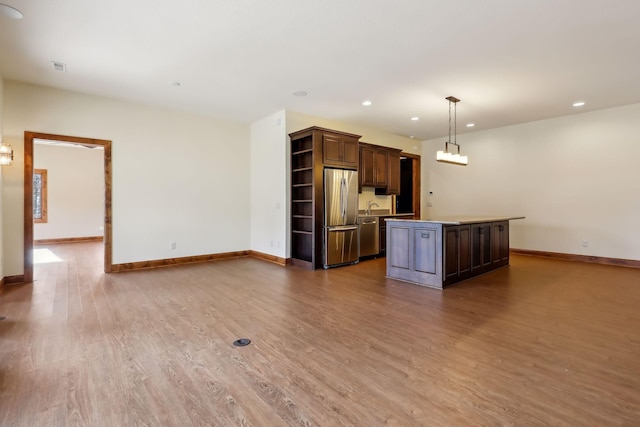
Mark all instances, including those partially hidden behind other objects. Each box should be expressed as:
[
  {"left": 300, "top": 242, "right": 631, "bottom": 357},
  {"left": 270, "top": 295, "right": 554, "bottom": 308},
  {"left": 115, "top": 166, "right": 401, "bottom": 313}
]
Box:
[{"left": 249, "top": 110, "right": 288, "bottom": 258}]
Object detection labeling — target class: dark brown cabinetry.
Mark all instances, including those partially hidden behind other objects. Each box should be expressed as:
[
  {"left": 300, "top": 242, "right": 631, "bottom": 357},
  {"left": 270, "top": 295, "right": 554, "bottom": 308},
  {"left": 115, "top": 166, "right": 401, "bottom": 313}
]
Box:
[
  {"left": 386, "top": 218, "right": 518, "bottom": 289},
  {"left": 322, "top": 133, "right": 359, "bottom": 169},
  {"left": 359, "top": 142, "right": 401, "bottom": 195},
  {"left": 444, "top": 225, "right": 471, "bottom": 285},
  {"left": 384, "top": 149, "right": 401, "bottom": 195},
  {"left": 491, "top": 221, "right": 510, "bottom": 268},
  {"left": 379, "top": 221, "right": 387, "bottom": 256},
  {"left": 359, "top": 143, "right": 388, "bottom": 188},
  {"left": 471, "top": 223, "right": 493, "bottom": 274},
  {"left": 289, "top": 126, "right": 361, "bottom": 269}
]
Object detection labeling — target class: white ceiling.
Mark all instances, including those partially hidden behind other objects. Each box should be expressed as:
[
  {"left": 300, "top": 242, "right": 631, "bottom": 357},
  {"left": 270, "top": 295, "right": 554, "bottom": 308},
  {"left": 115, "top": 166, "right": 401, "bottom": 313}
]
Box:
[{"left": 1, "top": 0, "right": 639, "bottom": 140}]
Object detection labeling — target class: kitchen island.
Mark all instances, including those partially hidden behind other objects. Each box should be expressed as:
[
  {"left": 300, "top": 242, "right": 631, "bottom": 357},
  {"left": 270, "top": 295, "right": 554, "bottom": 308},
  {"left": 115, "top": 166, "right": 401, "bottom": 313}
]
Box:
[{"left": 386, "top": 216, "right": 524, "bottom": 289}]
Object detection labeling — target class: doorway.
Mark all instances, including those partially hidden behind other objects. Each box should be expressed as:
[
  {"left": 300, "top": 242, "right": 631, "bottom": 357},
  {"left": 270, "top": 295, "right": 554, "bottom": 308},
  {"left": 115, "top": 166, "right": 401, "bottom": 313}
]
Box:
[
  {"left": 23, "top": 131, "right": 113, "bottom": 283},
  {"left": 396, "top": 153, "right": 421, "bottom": 218}
]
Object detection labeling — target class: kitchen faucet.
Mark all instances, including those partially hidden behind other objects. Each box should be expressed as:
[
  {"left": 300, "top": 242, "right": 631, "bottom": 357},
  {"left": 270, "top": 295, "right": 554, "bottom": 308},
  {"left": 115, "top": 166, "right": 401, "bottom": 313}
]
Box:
[{"left": 366, "top": 200, "right": 379, "bottom": 215}]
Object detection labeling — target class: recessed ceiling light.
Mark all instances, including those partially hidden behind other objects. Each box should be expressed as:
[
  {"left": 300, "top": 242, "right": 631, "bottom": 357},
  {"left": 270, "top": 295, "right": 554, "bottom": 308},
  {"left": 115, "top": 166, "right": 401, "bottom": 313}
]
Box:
[
  {"left": 410, "top": 116, "right": 419, "bottom": 121},
  {"left": 573, "top": 101, "right": 585, "bottom": 107},
  {"left": 51, "top": 61, "right": 66, "bottom": 72},
  {"left": 409, "top": 136, "right": 415, "bottom": 139},
  {"left": 293, "top": 91, "right": 308, "bottom": 97},
  {"left": 0, "top": 3, "right": 24, "bottom": 19},
  {"left": 362, "top": 100, "right": 372, "bottom": 106},
  {"left": 169, "top": 81, "right": 181, "bottom": 87},
  {"left": 466, "top": 123, "right": 475, "bottom": 127}
]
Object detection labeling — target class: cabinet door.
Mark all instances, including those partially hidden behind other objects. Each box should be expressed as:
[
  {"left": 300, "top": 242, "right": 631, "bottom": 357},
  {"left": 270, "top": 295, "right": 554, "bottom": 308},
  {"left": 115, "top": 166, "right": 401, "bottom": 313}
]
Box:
[
  {"left": 388, "top": 225, "right": 410, "bottom": 270},
  {"left": 342, "top": 139, "right": 359, "bottom": 168},
  {"left": 471, "top": 223, "right": 492, "bottom": 272},
  {"left": 492, "top": 221, "right": 510, "bottom": 266},
  {"left": 323, "top": 134, "right": 359, "bottom": 168},
  {"left": 444, "top": 225, "right": 471, "bottom": 284},
  {"left": 386, "top": 150, "right": 401, "bottom": 195},
  {"left": 322, "top": 134, "right": 343, "bottom": 166},
  {"left": 458, "top": 225, "right": 471, "bottom": 275},
  {"left": 471, "top": 224, "right": 482, "bottom": 272},
  {"left": 373, "top": 149, "right": 388, "bottom": 187},
  {"left": 444, "top": 226, "right": 459, "bottom": 280},
  {"left": 414, "top": 227, "right": 437, "bottom": 274},
  {"left": 481, "top": 224, "right": 492, "bottom": 267},
  {"left": 360, "top": 146, "right": 375, "bottom": 186}
]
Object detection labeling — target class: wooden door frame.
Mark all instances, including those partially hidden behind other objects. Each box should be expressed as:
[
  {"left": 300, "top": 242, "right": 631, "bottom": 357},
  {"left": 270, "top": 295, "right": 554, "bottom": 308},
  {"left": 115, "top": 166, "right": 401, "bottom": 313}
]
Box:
[
  {"left": 24, "top": 131, "right": 113, "bottom": 283},
  {"left": 400, "top": 152, "right": 421, "bottom": 219}
]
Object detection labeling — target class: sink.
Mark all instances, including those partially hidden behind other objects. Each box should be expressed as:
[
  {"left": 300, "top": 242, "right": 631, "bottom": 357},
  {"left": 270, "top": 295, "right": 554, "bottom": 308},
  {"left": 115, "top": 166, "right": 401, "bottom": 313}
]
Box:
[
  {"left": 358, "top": 209, "right": 391, "bottom": 216},
  {"left": 358, "top": 210, "right": 414, "bottom": 218}
]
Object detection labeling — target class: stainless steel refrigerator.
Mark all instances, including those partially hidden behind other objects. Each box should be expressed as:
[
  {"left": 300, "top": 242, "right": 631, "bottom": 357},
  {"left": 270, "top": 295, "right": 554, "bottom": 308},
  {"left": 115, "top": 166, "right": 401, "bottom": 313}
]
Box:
[{"left": 324, "top": 168, "right": 359, "bottom": 268}]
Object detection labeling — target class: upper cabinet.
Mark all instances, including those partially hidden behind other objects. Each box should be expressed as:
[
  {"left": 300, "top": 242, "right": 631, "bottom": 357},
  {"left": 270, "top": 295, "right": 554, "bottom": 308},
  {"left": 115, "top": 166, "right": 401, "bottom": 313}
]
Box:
[
  {"left": 384, "top": 149, "right": 401, "bottom": 195},
  {"left": 322, "top": 132, "right": 359, "bottom": 169},
  {"left": 359, "top": 143, "right": 388, "bottom": 188},
  {"left": 359, "top": 142, "right": 402, "bottom": 195}
]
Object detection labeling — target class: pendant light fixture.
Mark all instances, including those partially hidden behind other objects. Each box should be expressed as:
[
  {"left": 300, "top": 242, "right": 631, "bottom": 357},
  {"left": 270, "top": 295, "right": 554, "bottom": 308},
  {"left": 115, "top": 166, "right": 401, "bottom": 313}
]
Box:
[
  {"left": 436, "top": 96, "right": 468, "bottom": 166},
  {"left": 0, "top": 142, "right": 14, "bottom": 166}
]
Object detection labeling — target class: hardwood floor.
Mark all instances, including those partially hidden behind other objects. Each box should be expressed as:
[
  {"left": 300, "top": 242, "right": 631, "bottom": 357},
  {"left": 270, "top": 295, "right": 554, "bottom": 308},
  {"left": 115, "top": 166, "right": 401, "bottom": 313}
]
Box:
[{"left": 1, "top": 242, "right": 640, "bottom": 426}]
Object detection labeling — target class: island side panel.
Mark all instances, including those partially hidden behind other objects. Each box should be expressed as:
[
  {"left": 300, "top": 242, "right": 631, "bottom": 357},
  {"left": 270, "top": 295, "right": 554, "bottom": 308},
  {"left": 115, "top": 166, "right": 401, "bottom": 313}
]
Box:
[{"left": 386, "top": 220, "right": 443, "bottom": 289}]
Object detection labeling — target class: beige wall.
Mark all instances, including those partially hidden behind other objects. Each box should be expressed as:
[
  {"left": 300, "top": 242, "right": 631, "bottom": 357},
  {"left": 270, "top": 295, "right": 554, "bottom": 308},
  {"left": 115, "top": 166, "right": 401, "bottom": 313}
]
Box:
[
  {"left": 286, "top": 110, "right": 419, "bottom": 153},
  {"left": 34, "top": 143, "right": 104, "bottom": 240},
  {"left": 2, "top": 81, "right": 250, "bottom": 275},
  {"left": 422, "top": 103, "right": 640, "bottom": 260}
]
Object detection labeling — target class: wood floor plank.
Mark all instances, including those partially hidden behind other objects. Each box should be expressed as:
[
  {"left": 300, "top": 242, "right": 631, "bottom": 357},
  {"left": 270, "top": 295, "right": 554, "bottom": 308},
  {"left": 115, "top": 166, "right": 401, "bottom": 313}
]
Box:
[{"left": 2, "top": 242, "right": 640, "bottom": 426}]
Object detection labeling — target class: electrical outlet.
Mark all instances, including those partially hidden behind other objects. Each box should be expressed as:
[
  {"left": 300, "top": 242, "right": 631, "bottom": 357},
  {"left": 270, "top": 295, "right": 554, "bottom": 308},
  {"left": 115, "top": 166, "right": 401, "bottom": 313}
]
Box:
[
  {"left": 170, "top": 242, "right": 177, "bottom": 250},
  {"left": 98, "top": 226, "right": 104, "bottom": 231},
  {"left": 581, "top": 240, "right": 589, "bottom": 248}
]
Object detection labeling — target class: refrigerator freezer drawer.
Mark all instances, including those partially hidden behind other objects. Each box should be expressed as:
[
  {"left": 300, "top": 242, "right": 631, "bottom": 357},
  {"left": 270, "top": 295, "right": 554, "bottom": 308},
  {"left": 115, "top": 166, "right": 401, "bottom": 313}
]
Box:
[{"left": 324, "top": 226, "right": 359, "bottom": 268}]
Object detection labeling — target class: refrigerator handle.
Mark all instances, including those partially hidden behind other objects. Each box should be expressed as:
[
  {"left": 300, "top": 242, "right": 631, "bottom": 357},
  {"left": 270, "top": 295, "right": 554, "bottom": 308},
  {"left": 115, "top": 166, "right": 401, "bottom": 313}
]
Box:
[{"left": 341, "top": 177, "right": 347, "bottom": 219}]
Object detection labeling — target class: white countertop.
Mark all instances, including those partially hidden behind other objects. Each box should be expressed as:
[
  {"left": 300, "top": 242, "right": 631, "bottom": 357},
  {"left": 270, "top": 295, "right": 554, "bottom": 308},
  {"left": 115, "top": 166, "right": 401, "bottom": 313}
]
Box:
[{"left": 384, "top": 215, "right": 525, "bottom": 225}]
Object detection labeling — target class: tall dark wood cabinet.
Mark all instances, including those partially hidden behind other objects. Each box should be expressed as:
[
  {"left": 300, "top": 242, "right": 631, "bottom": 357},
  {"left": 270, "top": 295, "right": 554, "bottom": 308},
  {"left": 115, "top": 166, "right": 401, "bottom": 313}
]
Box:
[{"left": 289, "top": 126, "right": 361, "bottom": 269}]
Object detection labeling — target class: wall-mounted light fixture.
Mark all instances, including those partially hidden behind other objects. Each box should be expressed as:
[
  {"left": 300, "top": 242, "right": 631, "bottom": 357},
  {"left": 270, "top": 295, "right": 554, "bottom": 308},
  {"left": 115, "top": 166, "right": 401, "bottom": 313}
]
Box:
[
  {"left": 0, "top": 142, "right": 14, "bottom": 166},
  {"left": 436, "top": 96, "right": 468, "bottom": 166}
]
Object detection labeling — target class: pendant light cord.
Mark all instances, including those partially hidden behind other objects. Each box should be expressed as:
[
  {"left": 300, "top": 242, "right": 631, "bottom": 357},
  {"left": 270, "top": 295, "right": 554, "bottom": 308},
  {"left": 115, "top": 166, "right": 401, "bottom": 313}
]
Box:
[
  {"left": 445, "top": 96, "right": 460, "bottom": 154},
  {"left": 454, "top": 101, "right": 458, "bottom": 152},
  {"left": 448, "top": 100, "right": 452, "bottom": 146}
]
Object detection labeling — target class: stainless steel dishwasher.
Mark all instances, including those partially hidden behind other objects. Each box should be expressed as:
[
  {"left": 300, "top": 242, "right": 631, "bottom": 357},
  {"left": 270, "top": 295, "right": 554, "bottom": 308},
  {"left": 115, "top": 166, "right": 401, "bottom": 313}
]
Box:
[{"left": 358, "top": 216, "right": 379, "bottom": 257}]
